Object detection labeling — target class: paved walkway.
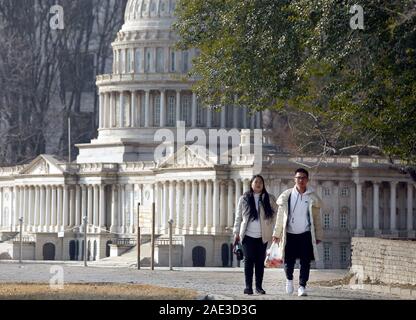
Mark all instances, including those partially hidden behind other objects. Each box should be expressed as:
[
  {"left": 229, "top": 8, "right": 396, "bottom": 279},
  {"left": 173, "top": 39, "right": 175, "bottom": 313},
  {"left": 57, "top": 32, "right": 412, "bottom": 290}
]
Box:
[{"left": 0, "top": 261, "right": 404, "bottom": 300}]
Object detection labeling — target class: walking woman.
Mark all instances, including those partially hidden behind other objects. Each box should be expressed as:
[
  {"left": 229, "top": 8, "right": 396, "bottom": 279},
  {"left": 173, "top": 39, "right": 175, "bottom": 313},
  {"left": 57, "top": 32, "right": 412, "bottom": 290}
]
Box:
[{"left": 233, "top": 175, "right": 278, "bottom": 295}]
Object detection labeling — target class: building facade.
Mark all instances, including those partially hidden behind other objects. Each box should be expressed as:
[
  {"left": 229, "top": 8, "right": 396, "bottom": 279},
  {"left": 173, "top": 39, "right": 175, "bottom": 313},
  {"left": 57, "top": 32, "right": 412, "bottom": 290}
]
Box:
[{"left": 0, "top": 0, "right": 415, "bottom": 268}]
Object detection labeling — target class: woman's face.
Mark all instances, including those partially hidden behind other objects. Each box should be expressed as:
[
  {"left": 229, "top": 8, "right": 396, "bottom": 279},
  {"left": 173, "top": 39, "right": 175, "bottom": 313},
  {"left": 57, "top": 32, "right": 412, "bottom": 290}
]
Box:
[{"left": 251, "top": 177, "right": 264, "bottom": 194}]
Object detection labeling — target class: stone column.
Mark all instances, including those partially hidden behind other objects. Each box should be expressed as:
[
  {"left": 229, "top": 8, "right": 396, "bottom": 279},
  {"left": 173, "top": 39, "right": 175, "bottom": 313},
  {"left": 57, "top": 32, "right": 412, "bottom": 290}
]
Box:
[
  {"left": 220, "top": 107, "right": 226, "bottom": 128},
  {"left": 69, "top": 187, "right": 75, "bottom": 227},
  {"left": 227, "top": 180, "right": 234, "bottom": 228},
  {"left": 176, "top": 181, "right": 183, "bottom": 234},
  {"left": 213, "top": 180, "right": 220, "bottom": 233},
  {"left": 45, "top": 186, "right": 51, "bottom": 232},
  {"left": 234, "top": 179, "right": 242, "bottom": 213},
  {"left": 81, "top": 185, "right": 87, "bottom": 230},
  {"left": 62, "top": 186, "right": 69, "bottom": 231},
  {"left": 373, "top": 182, "right": 380, "bottom": 232},
  {"left": 119, "top": 91, "right": 125, "bottom": 128},
  {"left": 407, "top": 182, "right": 414, "bottom": 232},
  {"left": 110, "top": 185, "right": 118, "bottom": 233},
  {"left": 176, "top": 90, "right": 181, "bottom": 124},
  {"left": 192, "top": 92, "right": 197, "bottom": 127},
  {"left": 220, "top": 181, "right": 227, "bottom": 230},
  {"left": 390, "top": 181, "right": 398, "bottom": 233},
  {"left": 145, "top": 90, "right": 150, "bottom": 128},
  {"left": 75, "top": 185, "right": 81, "bottom": 227},
  {"left": 21, "top": 186, "right": 26, "bottom": 231},
  {"left": 39, "top": 186, "right": 45, "bottom": 232},
  {"left": 184, "top": 181, "right": 191, "bottom": 232},
  {"left": 131, "top": 90, "right": 137, "bottom": 127},
  {"left": 198, "top": 180, "right": 205, "bottom": 233},
  {"left": 154, "top": 183, "right": 161, "bottom": 232},
  {"left": 160, "top": 89, "right": 166, "bottom": 127},
  {"left": 110, "top": 92, "right": 116, "bottom": 128},
  {"left": 100, "top": 185, "right": 106, "bottom": 229},
  {"left": 250, "top": 114, "right": 255, "bottom": 129},
  {"left": 27, "top": 187, "right": 33, "bottom": 231},
  {"left": 205, "top": 180, "right": 213, "bottom": 232},
  {"left": 233, "top": 106, "right": 239, "bottom": 128},
  {"left": 243, "top": 179, "right": 250, "bottom": 194},
  {"left": 93, "top": 185, "right": 99, "bottom": 230},
  {"left": 99, "top": 93, "right": 104, "bottom": 128},
  {"left": 104, "top": 92, "right": 110, "bottom": 128},
  {"left": 169, "top": 181, "right": 176, "bottom": 223},
  {"left": 34, "top": 186, "right": 40, "bottom": 231},
  {"left": 129, "top": 185, "right": 134, "bottom": 234},
  {"left": 87, "top": 186, "right": 93, "bottom": 230},
  {"left": 162, "top": 181, "right": 169, "bottom": 231},
  {"left": 191, "top": 180, "right": 198, "bottom": 233},
  {"left": 242, "top": 108, "right": 248, "bottom": 129},
  {"left": 13, "top": 186, "right": 19, "bottom": 231},
  {"left": 256, "top": 112, "right": 261, "bottom": 129},
  {"left": 207, "top": 107, "right": 212, "bottom": 127},
  {"left": 51, "top": 186, "right": 57, "bottom": 232},
  {"left": 119, "top": 185, "right": 125, "bottom": 234},
  {"left": 355, "top": 180, "right": 363, "bottom": 233},
  {"left": 57, "top": 186, "right": 63, "bottom": 232}
]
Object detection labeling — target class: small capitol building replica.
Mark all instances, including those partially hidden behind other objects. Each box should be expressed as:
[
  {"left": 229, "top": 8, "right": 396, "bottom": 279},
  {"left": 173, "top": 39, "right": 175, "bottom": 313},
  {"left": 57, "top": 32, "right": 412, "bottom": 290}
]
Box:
[{"left": 0, "top": 0, "right": 415, "bottom": 268}]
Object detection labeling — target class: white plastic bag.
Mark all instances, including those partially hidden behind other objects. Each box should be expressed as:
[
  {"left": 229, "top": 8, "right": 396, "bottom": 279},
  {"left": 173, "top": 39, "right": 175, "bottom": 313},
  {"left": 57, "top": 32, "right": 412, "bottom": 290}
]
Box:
[{"left": 264, "top": 242, "right": 283, "bottom": 268}]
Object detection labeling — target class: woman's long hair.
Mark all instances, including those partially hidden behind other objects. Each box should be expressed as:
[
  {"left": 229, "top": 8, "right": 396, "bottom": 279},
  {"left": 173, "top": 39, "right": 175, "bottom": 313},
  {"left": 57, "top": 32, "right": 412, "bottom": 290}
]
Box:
[{"left": 244, "top": 175, "right": 275, "bottom": 221}]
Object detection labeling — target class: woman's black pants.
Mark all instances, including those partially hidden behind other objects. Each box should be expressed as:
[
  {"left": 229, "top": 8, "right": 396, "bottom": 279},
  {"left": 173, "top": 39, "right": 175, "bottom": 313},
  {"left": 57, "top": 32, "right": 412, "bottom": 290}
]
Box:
[{"left": 242, "top": 236, "right": 267, "bottom": 289}]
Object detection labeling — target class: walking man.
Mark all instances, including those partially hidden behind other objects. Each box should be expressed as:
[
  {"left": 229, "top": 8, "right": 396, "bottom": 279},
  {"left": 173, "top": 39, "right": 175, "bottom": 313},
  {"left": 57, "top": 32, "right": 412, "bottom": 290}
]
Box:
[{"left": 272, "top": 168, "right": 323, "bottom": 296}]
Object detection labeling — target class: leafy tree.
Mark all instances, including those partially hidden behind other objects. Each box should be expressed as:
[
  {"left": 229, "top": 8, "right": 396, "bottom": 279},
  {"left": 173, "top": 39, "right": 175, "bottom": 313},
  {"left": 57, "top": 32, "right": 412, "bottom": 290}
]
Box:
[{"left": 174, "top": 0, "right": 416, "bottom": 173}]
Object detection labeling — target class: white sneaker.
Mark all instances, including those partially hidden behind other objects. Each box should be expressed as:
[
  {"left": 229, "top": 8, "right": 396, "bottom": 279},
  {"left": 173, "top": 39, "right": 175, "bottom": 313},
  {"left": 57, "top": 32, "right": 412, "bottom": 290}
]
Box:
[
  {"left": 285, "top": 280, "right": 294, "bottom": 295},
  {"left": 298, "top": 286, "right": 307, "bottom": 297}
]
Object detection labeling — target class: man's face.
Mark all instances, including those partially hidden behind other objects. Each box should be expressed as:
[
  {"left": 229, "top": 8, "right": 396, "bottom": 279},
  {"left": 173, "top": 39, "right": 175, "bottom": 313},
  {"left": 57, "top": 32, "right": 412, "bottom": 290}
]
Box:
[{"left": 294, "top": 172, "right": 308, "bottom": 190}]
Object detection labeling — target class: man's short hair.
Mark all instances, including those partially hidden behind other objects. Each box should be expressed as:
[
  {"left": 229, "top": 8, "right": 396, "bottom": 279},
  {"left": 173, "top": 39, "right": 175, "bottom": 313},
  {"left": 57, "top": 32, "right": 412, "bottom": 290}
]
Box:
[{"left": 295, "top": 168, "right": 309, "bottom": 178}]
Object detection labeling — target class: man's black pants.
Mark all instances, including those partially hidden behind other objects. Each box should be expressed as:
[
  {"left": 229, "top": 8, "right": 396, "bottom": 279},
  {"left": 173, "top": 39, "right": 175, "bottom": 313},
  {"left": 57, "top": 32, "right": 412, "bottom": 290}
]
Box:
[
  {"left": 242, "top": 236, "right": 267, "bottom": 289},
  {"left": 284, "top": 231, "right": 314, "bottom": 287}
]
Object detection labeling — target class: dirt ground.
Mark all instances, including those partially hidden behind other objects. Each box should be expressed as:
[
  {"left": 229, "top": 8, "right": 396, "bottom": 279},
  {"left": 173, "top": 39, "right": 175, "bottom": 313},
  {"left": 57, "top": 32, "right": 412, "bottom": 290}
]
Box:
[{"left": 0, "top": 283, "right": 198, "bottom": 300}]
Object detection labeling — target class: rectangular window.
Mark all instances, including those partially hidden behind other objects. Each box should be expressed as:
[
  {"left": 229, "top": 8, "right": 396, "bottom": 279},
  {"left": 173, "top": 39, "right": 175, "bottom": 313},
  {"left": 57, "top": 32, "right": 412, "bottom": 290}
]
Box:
[
  {"left": 115, "top": 93, "right": 120, "bottom": 127},
  {"left": 340, "top": 213, "right": 348, "bottom": 230},
  {"left": 324, "top": 243, "right": 331, "bottom": 262},
  {"left": 120, "top": 50, "right": 126, "bottom": 74},
  {"left": 135, "top": 49, "right": 141, "bottom": 73},
  {"left": 340, "top": 244, "right": 348, "bottom": 263},
  {"left": 167, "top": 96, "right": 175, "bottom": 126},
  {"left": 145, "top": 48, "right": 151, "bottom": 72},
  {"left": 181, "top": 95, "right": 191, "bottom": 126},
  {"left": 340, "top": 187, "right": 350, "bottom": 197},
  {"left": 170, "top": 51, "right": 176, "bottom": 72},
  {"left": 156, "top": 48, "right": 164, "bottom": 73},
  {"left": 182, "top": 50, "right": 189, "bottom": 73},
  {"left": 196, "top": 99, "right": 203, "bottom": 126},
  {"left": 323, "top": 213, "right": 330, "bottom": 229},
  {"left": 127, "top": 49, "right": 132, "bottom": 73},
  {"left": 153, "top": 95, "right": 161, "bottom": 126}
]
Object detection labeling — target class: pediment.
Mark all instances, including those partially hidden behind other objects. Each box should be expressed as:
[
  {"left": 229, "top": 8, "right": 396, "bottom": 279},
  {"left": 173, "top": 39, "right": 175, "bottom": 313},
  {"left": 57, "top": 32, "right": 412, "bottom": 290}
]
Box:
[
  {"left": 19, "top": 155, "right": 64, "bottom": 175},
  {"left": 157, "top": 146, "right": 216, "bottom": 169}
]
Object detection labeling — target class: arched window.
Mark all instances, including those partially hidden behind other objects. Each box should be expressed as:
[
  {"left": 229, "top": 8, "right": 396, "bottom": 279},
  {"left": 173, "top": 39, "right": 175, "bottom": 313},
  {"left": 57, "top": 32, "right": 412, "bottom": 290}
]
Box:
[{"left": 145, "top": 48, "right": 152, "bottom": 72}]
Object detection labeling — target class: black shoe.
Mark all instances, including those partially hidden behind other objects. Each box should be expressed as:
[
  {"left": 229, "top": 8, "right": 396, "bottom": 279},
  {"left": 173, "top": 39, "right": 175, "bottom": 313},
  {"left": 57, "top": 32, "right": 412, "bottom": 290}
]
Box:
[
  {"left": 244, "top": 288, "right": 253, "bottom": 295},
  {"left": 256, "top": 287, "right": 266, "bottom": 295}
]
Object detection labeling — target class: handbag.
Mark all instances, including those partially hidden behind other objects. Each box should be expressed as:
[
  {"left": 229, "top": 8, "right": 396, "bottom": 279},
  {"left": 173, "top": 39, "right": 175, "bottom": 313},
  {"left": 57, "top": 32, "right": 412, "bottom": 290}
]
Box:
[{"left": 233, "top": 242, "right": 244, "bottom": 261}]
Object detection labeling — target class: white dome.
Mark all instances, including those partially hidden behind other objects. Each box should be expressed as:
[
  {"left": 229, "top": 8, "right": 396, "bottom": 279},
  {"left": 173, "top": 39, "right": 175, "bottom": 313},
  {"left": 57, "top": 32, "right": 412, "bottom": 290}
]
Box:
[{"left": 122, "top": 0, "right": 177, "bottom": 32}]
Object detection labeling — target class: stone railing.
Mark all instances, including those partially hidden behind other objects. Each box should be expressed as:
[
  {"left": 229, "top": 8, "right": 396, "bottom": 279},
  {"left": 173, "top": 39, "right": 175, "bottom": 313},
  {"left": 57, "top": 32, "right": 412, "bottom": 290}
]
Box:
[
  {"left": 350, "top": 237, "right": 416, "bottom": 286},
  {"left": 0, "top": 165, "right": 27, "bottom": 177}
]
